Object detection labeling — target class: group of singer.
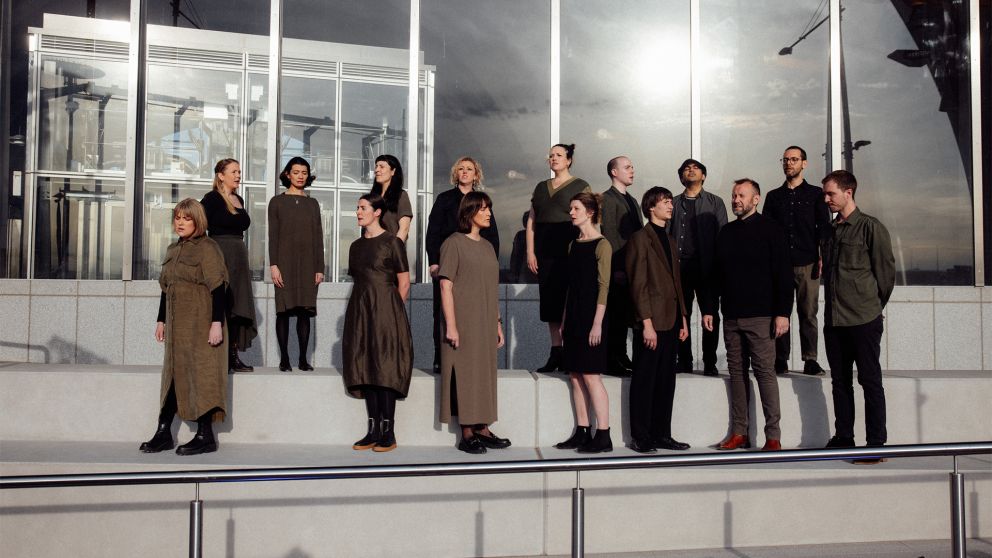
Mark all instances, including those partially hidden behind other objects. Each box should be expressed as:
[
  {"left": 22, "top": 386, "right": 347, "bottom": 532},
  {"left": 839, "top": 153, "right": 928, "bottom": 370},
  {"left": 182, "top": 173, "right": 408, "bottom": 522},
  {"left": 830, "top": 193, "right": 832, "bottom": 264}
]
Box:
[{"left": 140, "top": 142, "right": 894, "bottom": 462}]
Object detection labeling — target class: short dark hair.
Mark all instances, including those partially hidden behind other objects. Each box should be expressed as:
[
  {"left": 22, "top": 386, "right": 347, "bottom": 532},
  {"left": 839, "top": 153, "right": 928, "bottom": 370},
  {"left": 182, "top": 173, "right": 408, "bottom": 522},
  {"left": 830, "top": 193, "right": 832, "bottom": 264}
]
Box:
[
  {"left": 733, "top": 178, "right": 760, "bottom": 195},
  {"left": 457, "top": 191, "right": 493, "bottom": 233},
  {"left": 606, "top": 155, "right": 625, "bottom": 178},
  {"left": 570, "top": 192, "right": 602, "bottom": 225},
  {"left": 279, "top": 156, "right": 317, "bottom": 187},
  {"left": 359, "top": 192, "right": 386, "bottom": 225},
  {"left": 677, "top": 158, "right": 707, "bottom": 179},
  {"left": 784, "top": 145, "right": 807, "bottom": 160},
  {"left": 641, "top": 186, "right": 673, "bottom": 219},
  {"left": 822, "top": 169, "right": 858, "bottom": 198}
]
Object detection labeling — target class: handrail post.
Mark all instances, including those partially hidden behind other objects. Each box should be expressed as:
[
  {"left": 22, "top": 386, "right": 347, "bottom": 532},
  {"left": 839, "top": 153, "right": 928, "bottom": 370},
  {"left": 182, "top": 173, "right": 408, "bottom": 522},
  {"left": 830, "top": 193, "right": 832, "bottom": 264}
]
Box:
[
  {"left": 190, "top": 483, "right": 203, "bottom": 558},
  {"left": 950, "top": 457, "right": 966, "bottom": 558},
  {"left": 572, "top": 471, "right": 584, "bottom": 558}
]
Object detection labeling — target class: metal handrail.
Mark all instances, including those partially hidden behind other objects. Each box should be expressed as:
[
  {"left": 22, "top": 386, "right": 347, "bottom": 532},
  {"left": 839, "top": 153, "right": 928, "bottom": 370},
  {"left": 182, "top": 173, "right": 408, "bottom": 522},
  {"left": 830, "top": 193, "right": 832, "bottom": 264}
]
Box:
[{"left": 2, "top": 441, "right": 991, "bottom": 558}]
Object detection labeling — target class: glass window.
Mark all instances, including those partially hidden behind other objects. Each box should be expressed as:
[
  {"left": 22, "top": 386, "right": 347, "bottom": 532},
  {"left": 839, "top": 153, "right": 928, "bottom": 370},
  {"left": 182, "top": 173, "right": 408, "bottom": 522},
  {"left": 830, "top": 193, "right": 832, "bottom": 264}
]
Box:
[
  {"left": 137, "top": 181, "right": 211, "bottom": 279},
  {"left": 241, "top": 184, "right": 268, "bottom": 280},
  {"left": 700, "top": 1, "right": 828, "bottom": 203},
  {"left": 337, "top": 190, "right": 364, "bottom": 281},
  {"left": 561, "top": 1, "right": 690, "bottom": 196},
  {"left": 340, "top": 82, "right": 408, "bottom": 186},
  {"left": 310, "top": 188, "right": 335, "bottom": 280},
  {"left": 33, "top": 177, "right": 125, "bottom": 279},
  {"left": 422, "top": 0, "right": 551, "bottom": 277},
  {"left": 283, "top": 76, "right": 337, "bottom": 184},
  {"left": 844, "top": 1, "right": 973, "bottom": 284},
  {"left": 245, "top": 72, "right": 270, "bottom": 184}
]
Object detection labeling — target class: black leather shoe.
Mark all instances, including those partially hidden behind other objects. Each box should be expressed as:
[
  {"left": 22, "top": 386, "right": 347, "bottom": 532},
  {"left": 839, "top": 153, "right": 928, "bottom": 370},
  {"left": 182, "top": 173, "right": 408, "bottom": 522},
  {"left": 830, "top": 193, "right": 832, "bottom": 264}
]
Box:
[
  {"left": 703, "top": 363, "right": 719, "bottom": 376},
  {"left": 373, "top": 419, "right": 397, "bottom": 452},
  {"left": 298, "top": 360, "right": 314, "bottom": 371},
  {"left": 577, "top": 428, "right": 613, "bottom": 453},
  {"left": 655, "top": 436, "right": 690, "bottom": 451},
  {"left": 176, "top": 432, "right": 217, "bottom": 456},
  {"left": 474, "top": 429, "right": 511, "bottom": 449},
  {"left": 803, "top": 360, "right": 826, "bottom": 376},
  {"left": 229, "top": 349, "right": 253, "bottom": 373},
  {"left": 457, "top": 435, "right": 487, "bottom": 454},
  {"left": 825, "top": 435, "right": 855, "bottom": 448},
  {"left": 279, "top": 360, "right": 292, "bottom": 372},
  {"left": 353, "top": 418, "right": 380, "bottom": 450},
  {"left": 675, "top": 360, "right": 693, "bottom": 374},
  {"left": 555, "top": 426, "right": 591, "bottom": 449},
  {"left": 775, "top": 359, "right": 789, "bottom": 375},
  {"left": 628, "top": 439, "right": 656, "bottom": 454},
  {"left": 139, "top": 424, "right": 174, "bottom": 453}
]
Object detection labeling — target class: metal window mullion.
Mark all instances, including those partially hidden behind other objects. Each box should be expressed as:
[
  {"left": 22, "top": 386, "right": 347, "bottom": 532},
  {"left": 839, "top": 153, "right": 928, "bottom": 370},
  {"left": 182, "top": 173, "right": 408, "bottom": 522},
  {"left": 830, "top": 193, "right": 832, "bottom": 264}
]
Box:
[
  {"left": 123, "top": 0, "right": 147, "bottom": 281},
  {"left": 969, "top": 0, "right": 984, "bottom": 286},
  {"left": 0, "top": 0, "right": 12, "bottom": 277},
  {"left": 332, "top": 68, "right": 343, "bottom": 281},
  {"left": 406, "top": 0, "right": 420, "bottom": 281},
  {"left": 550, "top": 0, "right": 560, "bottom": 146},
  {"left": 828, "top": 0, "right": 843, "bottom": 172},
  {"left": 690, "top": 0, "right": 700, "bottom": 159},
  {"left": 24, "top": 46, "right": 40, "bottom": 278},
  {"left": 264, "top": 0, "right": 282, "bottom": 283}
]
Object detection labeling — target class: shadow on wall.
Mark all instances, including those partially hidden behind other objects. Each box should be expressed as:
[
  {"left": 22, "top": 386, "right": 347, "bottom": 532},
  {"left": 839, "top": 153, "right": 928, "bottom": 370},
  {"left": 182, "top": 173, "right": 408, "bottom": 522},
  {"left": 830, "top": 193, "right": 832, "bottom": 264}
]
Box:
[{"left": 1, "top": 338, "right": 110, "bottom": 365}]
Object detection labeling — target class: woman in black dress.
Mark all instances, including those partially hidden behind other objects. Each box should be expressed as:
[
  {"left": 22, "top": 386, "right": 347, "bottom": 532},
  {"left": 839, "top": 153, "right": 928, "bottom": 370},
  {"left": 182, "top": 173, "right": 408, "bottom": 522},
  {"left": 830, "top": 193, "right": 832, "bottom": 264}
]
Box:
[
  {"left": 268, "top": 157, "right": 325, "bottom": 372},
  {"left": 369, "top": 154, "right": 413, "bottom": 243},
  {"left": 201, "top": 158, "right": 257, "bottom": 373},
  {"left": 555, "top": 192, "right": 613, "bottom": 453},
  {"left": 525, "top": 144, "right": 591, "bottom": 372},
  {"left": 343, "top": 193, "right": 413, "bottom": 452}
]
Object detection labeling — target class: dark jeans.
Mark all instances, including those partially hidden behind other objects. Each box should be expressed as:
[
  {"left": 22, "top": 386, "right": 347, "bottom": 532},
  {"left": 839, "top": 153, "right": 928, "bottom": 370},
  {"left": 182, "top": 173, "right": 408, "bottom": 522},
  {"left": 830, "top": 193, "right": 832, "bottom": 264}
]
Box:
[
  {"left": 824, "top": 315, "right": 887, "bottom": 445},
  {"left": 629, "top": 323, "right": 679, "bottom": 443},
  {"left": 678, "top": 258, "right": 719, "bottom": 368}
]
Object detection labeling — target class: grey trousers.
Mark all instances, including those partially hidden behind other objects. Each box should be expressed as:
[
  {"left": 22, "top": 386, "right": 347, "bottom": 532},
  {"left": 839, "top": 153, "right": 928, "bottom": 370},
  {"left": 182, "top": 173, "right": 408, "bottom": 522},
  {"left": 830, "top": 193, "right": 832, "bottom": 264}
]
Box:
[
  {"left": 724, "top": 317, "right": 781, "bottom": 440},
  {"left": 776, "top": 263, "right": 820, "bottom": 362}
]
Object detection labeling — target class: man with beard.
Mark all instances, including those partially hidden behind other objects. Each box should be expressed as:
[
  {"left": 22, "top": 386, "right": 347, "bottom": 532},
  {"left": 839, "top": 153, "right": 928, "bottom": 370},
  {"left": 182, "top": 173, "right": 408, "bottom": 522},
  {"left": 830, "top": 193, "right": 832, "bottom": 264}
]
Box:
[{"left": 703, "top": 179, "right": 792, "bottom": 451}]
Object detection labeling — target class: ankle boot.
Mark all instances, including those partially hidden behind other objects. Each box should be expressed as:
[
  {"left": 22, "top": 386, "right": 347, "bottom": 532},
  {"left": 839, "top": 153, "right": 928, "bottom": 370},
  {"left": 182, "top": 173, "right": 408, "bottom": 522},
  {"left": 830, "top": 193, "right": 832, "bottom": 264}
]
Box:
[
  {"left": 298, "top": 358, "right": 314, "bottom": 372},
  {"left": 229, "top": 345, "right": 253, "bottom": 373},
  {"left": 554, "top": 426, "right": 591, "bottom": 449},
  {"left": 353, "top": 418, "right": 380, "bottom": 450},
  {"left": 279, "top": 356, "right": 292, "bottom": 372},
  {"left": 374, "top": 419, "right": 397, "bottom": 452},
  {"left": 139, "top": 419, "right": 175, "bottom": 453},
  {"left": 577, "top": 428, "right": 613, "bottom": 454},
  {"left": 176, "top": 416, "right": 218, "bottom": 456},
  {"left": 537, "top": 346, "right": 563, "bottom": 373}
]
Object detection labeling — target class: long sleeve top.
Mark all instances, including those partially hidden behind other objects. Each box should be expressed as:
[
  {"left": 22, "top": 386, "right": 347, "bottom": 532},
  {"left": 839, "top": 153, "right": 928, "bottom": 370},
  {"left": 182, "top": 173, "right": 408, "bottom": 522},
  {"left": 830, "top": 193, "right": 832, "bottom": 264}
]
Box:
[
  {"left": 762, "top": 179, "right": 831, "bottom": 266},
  {"left": 669, "top": 189, "right": 728, "bottom": 275},
  {"left": 822, "top": 208, "right": 896, "bottom": 327},
  {"left": 200, "top": 190, "right": 251, "bottom": 237},
  {"left": 425, "top": 187, "right": 500, "bottom": 266}
]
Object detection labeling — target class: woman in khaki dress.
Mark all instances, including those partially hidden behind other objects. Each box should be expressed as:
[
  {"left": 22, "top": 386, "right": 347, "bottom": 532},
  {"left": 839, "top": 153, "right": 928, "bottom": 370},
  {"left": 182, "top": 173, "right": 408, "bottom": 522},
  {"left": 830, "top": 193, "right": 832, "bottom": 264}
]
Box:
[
  {"left": 140, "top": 198, "right": 229, "bottom": 456},
  {"left": 343, "top": 193, "right": 413, "bottom": 452},
  {"left": 439, "top": 191, "right": 509, "bottom": 454},
  {"left": 268, "top": 156, "right": 325, "bottom": 372}
]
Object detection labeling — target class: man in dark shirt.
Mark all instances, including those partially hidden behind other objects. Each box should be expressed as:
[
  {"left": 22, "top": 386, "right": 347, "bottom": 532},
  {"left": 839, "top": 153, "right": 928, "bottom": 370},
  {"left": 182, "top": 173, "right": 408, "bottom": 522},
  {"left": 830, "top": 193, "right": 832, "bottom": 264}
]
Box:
[
  {"left": 600, "top": 155, "right": 644, "bottom": 375},
  {"left": 669, "top": 158, "right": 728, "bottom": 376},
  {"left": 763, "top": 146, "right": 831, "bottom": 376},
  {"left": 425, "top": 158, "right": 500, "bottom": 374},
  {"left": 821, "top": 170, "right": 895, "bottom": 460},
  {"left": 703, "top": 179, "right": 792, "bottom": 451}
]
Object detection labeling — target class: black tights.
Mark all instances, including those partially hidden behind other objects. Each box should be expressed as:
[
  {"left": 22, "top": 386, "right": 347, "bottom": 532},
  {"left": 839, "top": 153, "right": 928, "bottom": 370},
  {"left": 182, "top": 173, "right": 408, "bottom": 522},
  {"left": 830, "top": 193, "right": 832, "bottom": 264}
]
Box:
[
  {"left": 159, "top": 382, "right": 214, "bottom": 425},
  {"left": 276, "top": 309, "right": 312, "bottom": 364},
  {"left": 361, "top": 386, "right": 398, "bottom": 422}
]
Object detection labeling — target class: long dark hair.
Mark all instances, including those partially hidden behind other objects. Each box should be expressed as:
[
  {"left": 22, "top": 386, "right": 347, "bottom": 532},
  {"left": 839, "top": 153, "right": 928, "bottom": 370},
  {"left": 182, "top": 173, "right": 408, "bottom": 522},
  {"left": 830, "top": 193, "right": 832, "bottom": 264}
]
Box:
[
  {"left": 279, "top": 156, "right": 316, "bottom": 188},
  {"left": 370, "top": 154, "right": 404, "bottom": 212}
]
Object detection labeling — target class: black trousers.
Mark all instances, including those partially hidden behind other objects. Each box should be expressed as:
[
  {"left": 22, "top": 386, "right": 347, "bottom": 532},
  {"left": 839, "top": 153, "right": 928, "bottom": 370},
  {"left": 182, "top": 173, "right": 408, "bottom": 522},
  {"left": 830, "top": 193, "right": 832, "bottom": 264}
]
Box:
[
  {"left": 606, "top": 273, "right": 633, "bottom": 361},
  {"left": 432, "top": 277, "right": 443, "bottom": 367},
  {"left": 629, "top": 324, "right": 679, "bottom": 442},
  {"left": 677, "top": 258, "right": 719, "bottom": 368},
  {"left": 824, "top": 315, "right": 887, "bottom": 445}
]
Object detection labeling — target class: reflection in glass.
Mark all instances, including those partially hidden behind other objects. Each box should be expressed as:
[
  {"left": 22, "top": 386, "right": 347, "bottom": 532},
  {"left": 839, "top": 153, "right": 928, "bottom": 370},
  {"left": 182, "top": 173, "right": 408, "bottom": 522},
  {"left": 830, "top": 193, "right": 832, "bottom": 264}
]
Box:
[
  {"left": 700, "top": 0, "right": 828, "bottom": 201},
  {"left": 561, "top": 1, "right": 690, "bottom": 195},
  {"left": 144, "top": 66, "right": 242, "bottom": 179},
  {"left": 38, "top": 56, "right": 129, "bottom": 173},
  {"left": 308, "top": 188, "right": 335, "bottom": 280},
  {"left": 33, "top": 178, "right": 125, "bottom": 279},
  {"left": 422, "top": 0, "right": 551, "bottom": 272},
  {"left": 139, "top": 182, "right": 211, "bottom": 279},
  {"left": 340, "top": 82, "right": 407, "bottom": 187},
  {"left": 242, "top": 184, "right": 268, "bottom": 280},
  {"left": 337, "top": 190, "right": 364, "bottom": 281},
  {"left": 844, "top": 1, "right": 972, "bottom": 284}
]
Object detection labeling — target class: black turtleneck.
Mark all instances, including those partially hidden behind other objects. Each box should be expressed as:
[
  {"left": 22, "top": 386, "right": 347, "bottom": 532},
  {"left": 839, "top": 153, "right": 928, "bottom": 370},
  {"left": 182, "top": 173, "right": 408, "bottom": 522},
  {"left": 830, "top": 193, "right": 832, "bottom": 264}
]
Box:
[{"left": 650, "top": 222, "right": 673, "bottom": 269}]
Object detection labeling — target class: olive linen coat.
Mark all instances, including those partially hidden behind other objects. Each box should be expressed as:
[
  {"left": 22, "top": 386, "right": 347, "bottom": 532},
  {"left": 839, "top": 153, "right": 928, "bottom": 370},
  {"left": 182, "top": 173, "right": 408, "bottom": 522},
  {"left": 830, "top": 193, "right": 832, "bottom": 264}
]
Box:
[
  {"left": 438, "top": 233, "right": 501, "bottom": 425},
  {"left": 268, "top": 193, "right": 325, "bottom": 313},
  {"left": 159, "top": 235, "right": 230, "bottom": 422}
]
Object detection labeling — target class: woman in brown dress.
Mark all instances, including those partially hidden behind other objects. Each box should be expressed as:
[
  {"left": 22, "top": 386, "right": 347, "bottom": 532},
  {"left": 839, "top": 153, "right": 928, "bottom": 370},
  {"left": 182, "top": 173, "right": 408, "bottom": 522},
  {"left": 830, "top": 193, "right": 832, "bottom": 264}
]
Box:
[
  {"left": 201, "top": 158, "right": 258, "bottom": 373},
  {"left": 369, "top": 154, "right": 413, "bottom": 243},
  {"left": 343, "top": 193, "right": 412, "bottom": 452},
  {"left": 268, "top": 156, "right": 325, "bottom": 372},
  {"left": 525, "top": 143, "right": 591, "bottom": 372},
  {"left": 439, "top": 191, "right": 509, "bottom": 454},
  {"left": 141, "top": 198, "right": 229, "bottom": 456}
]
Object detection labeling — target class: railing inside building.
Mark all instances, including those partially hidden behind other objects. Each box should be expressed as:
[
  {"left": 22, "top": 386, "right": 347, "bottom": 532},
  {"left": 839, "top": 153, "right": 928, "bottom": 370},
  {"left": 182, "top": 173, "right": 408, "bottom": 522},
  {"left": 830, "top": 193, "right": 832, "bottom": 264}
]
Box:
[{"left": 2, "top": 441, "right": 990, "bottom": 558}]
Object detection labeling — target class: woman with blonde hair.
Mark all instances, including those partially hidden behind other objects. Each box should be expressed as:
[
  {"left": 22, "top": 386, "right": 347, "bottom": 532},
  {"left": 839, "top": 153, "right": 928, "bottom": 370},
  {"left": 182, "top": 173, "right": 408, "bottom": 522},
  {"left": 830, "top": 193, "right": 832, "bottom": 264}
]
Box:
[
  {"left": 141, "top": 198, "right": 229, "bottom": 456},
  {"left": 200, "top": 158, "right": 258, "bottom": 373}
]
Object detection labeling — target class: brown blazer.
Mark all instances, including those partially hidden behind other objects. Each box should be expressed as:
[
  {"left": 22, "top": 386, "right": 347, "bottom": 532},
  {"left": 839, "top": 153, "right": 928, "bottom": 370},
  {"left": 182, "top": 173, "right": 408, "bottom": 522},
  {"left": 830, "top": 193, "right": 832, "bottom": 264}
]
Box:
[{"left": 624, "top": 225, "right": 687, "bottom": 332}]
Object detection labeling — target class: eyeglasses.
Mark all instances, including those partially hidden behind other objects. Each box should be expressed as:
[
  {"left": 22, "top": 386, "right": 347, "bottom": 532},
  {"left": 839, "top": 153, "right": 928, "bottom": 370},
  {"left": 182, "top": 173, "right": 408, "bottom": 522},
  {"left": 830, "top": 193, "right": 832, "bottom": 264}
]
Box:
[{"left": 780, "top": 157, "right": 803, "bottom": 164}]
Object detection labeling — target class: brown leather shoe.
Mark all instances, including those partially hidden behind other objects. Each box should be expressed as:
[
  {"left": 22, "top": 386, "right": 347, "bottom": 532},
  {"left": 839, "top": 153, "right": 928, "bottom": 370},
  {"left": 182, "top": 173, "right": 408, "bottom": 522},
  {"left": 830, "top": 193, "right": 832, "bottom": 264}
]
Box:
[
  {"left": 761, "top": 439, "right": 781, "bottom": 451},
  {"left": 717, "top": 434, "right": 750, "bottom": 450}
]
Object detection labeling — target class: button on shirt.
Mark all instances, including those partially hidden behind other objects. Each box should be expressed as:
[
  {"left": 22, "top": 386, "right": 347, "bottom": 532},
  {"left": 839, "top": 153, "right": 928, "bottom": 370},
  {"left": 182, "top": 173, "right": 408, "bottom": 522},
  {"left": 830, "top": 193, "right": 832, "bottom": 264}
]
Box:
[
  {"left": 676, "top": 197, "right": 698, "bottom": 259},
  {"left": 763, "top": 179, "right": 831, "bottom": 266}
]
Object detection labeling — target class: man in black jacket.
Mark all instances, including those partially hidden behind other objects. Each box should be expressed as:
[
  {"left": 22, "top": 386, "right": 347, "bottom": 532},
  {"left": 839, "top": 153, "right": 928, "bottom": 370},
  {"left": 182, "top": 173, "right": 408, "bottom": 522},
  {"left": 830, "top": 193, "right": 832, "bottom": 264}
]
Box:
[
  {"left": 425, "top": 158, "right": 499, "bottom": 374},
  {"left": 703, "top": 178, "right": 792, "bottom": 451}
]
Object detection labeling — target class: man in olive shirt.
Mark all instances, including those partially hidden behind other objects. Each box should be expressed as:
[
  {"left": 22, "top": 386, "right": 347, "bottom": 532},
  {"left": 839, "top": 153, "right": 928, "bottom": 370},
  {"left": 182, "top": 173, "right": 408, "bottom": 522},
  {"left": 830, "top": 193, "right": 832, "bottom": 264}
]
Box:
[
  {"left": 600, "top": 156, "right": 644, "bottom": 375},
  {"left": 821, "top": 170, "right": 895, "bottom": 452}
]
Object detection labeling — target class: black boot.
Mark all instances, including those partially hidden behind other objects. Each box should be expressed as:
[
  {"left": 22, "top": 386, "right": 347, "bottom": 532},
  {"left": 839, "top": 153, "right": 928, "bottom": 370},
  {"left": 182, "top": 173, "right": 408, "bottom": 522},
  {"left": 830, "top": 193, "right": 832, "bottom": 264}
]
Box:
[
  {"left": 353, "top": 418, "right": 380, "bottom": 450},
  {"left": 577, "top": 428, "right": 613, "bottom": 453},
  {"left": 374, "top": 419, "right": 396, "bottom": 452},
  {"left": 176, "top": 415, "right": 217, "bottom": 456},
  {"left": 139, "top": 419, "right": 175, "bottom": 453},
  {"left": 554, "top": 426, "right": 591, "bottom": 449},
  {"left": 537, "top": 346, "right": 563, "bottom": 373},
  {"left": 229, "top": 345, "right": 253, "bottom": 373},
  {"left": 298, "top": 358, "right": 314, "bottom": 372}
]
